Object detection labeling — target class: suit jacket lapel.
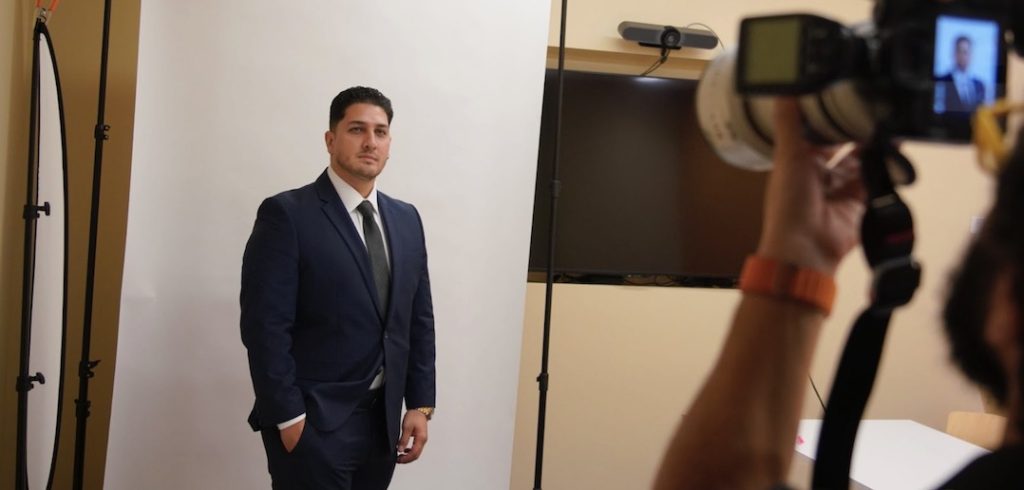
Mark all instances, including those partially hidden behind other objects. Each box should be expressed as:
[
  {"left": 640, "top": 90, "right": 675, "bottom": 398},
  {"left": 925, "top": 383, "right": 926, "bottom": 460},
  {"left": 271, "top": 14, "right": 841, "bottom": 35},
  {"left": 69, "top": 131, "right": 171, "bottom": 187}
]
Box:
[
  {"left": 377, "top": 193, "right": 401, "bottom": 322},
  {"left": 314, "top": 172, "right": 385, "bottom": 320}
]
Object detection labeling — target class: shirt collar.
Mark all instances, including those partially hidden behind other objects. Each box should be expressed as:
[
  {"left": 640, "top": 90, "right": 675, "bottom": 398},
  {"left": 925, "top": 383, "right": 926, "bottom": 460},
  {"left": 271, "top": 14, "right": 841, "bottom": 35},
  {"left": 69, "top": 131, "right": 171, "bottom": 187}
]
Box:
[{"left": 327, "top": 166, "right": 379, "bottom": 215}]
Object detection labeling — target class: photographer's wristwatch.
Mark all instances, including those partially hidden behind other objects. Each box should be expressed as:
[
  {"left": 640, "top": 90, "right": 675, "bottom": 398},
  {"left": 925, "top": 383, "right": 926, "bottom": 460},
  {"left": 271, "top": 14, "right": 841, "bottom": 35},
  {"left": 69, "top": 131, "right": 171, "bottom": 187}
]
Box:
[{"left": 739, "top": 256, "right": 836, "bottom": 315}]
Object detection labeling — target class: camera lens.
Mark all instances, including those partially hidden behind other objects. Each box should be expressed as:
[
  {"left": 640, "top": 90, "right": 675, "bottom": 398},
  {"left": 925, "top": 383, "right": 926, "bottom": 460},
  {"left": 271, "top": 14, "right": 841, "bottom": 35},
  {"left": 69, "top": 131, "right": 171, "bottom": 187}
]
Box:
[
  {"left": 696, "top": 49, "right": 874, "bottom": 171},
  {"left": 662, "top": 28, "right": 681, "bottom": 48}
]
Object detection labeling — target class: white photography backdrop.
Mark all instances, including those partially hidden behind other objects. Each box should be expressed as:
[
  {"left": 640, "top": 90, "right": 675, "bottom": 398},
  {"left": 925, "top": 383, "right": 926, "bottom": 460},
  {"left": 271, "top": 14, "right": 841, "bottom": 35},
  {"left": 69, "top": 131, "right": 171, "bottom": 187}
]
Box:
[{"left": 105, "top": 1, "right": 550, "bottom": 488}]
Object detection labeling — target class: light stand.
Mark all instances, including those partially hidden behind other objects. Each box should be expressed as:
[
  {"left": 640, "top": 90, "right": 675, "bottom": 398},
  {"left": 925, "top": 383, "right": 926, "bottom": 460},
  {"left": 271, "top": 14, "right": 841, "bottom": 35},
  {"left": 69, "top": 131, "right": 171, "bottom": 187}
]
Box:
[
  {"left": 533, "top": 0, "right": 568, "bottom": 488},
  {"left": 72, "top": 0, "right": 113, "bottom": 488}
]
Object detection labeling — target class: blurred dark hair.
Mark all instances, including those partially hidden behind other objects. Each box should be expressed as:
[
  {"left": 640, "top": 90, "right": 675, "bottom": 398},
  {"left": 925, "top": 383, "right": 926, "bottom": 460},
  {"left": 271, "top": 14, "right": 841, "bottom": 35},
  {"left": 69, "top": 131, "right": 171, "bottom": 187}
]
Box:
[
  {"left": 329, "top": 86, "right": 394, "bottom": 129},
  {"left": 943, "top": 130, "right": 1024, "bottom": 410}
]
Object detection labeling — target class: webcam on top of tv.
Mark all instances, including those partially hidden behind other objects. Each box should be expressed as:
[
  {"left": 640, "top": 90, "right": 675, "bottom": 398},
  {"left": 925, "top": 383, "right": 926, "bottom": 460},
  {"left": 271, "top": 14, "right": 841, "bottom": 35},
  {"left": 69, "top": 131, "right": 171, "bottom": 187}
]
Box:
[{"left": 618, "top": 21, "right": 719, "bottom": 50}]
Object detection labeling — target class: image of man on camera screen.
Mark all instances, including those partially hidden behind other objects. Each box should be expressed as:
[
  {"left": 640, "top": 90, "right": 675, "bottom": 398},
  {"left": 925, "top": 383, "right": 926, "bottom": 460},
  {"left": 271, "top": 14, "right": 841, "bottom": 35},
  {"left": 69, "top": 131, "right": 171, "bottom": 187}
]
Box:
[
  {"left": 937, "top": 36, "right": 987, "bottom": 112},
  {"left": 934, "top": 16, "right": 999, "bottom": 114}
]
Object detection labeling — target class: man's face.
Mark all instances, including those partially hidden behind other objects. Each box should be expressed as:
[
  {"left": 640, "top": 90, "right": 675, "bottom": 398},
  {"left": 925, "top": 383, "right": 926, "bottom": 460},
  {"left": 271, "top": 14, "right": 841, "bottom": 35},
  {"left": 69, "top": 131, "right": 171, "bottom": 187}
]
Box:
[
  {"left": 956, "top": 39, "right": 972, "bottom": 72},
  {"left": 325, "top": 102, "right": 391, "bottom": 185}
]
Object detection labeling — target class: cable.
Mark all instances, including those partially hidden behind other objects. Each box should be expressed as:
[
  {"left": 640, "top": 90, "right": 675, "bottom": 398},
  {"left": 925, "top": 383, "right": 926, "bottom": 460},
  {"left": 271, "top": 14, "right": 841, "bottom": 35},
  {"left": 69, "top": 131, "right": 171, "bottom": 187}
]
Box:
[
  {"left": 809, "top": 373, "right": 826, "bottom": 413},
  {"left": 38, "top": 21, "right": 70, "bottom": 490},
  {"left": 640, "top": 46, "right": 670, "bottom": 76},
  {"left": 685, "top": 22, "right": 727, "bottom": 51}
]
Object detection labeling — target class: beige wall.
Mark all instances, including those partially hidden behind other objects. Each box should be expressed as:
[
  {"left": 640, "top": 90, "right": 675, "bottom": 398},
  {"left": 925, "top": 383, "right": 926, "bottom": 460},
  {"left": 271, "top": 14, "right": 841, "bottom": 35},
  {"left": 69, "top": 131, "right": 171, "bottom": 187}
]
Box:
[
  {"left": 0, "top": 3, "right": 140, "bottom": 488},
  {"left": 511, "top": 2, "right": 1005, "bottom": 489}
]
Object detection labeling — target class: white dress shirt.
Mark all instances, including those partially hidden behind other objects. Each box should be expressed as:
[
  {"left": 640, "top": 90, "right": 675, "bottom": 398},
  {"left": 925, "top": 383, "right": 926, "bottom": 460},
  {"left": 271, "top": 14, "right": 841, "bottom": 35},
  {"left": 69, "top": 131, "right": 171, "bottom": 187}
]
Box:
[
  {"left": 326, "top": 166, "right": 391, "bottom": 267},
  {"left": 277, "top": 167, "right": 389, "bottom": 430},
  {"left": 952, "top": 69, "right": 977, "bottom": 106}
]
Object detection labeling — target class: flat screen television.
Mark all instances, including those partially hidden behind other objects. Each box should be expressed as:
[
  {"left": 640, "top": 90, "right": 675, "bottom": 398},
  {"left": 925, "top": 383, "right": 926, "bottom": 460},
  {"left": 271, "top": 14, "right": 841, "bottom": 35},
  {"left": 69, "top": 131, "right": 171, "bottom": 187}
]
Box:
[{"left": 528, "top": 69, "right": 768, "bottom": 287}]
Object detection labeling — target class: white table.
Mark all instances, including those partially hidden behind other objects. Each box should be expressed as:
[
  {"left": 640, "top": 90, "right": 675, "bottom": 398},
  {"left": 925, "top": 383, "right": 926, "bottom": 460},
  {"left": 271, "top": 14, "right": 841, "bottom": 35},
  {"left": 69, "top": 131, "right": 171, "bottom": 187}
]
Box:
[{"left": 790, "top": 419, "right": 989, "bottom": 490}]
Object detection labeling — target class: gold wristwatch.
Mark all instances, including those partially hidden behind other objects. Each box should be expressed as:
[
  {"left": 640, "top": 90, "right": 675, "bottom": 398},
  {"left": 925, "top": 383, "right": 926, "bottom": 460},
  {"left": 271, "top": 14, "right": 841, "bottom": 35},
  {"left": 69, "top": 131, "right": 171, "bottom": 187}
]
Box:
[{"left": 415, "top": 407, "right": 434, "bottom": 420}]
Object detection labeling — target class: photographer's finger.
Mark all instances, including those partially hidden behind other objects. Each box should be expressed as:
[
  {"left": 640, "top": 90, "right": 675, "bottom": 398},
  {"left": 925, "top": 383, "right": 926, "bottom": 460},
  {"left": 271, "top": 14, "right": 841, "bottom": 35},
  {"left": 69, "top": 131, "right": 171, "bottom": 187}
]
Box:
[
  {"left": 772, "top": 98, "right": 805, "bottom": 152},
  {"left": 828, "top": 153, "right": 866, "bottom": 202}
]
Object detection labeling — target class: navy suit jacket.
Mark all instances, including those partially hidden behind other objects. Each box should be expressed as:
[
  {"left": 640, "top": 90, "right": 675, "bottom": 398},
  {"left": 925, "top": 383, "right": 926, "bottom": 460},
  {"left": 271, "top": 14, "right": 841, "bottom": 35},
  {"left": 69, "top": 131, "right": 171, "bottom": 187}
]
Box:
[
  {"left": 936, "top": 72, "right": 986, "bottom": 113},
  {"left": 241, "top": 170, "right": 436, "bottom": 446}
]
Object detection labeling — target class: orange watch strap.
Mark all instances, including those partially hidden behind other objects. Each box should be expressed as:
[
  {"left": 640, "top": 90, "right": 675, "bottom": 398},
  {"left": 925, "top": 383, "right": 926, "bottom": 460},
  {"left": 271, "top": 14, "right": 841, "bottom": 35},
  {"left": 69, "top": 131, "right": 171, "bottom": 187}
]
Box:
[{"left": 739, "top": 256, "right": 836, "bottom": 315}]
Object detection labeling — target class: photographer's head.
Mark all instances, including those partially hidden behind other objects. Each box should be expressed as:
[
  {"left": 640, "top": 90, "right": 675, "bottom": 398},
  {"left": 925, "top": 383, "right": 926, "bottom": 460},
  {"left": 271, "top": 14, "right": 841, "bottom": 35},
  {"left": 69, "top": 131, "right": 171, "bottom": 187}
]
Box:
[{"left": 945, "top": 131, "right": 1024, "bottom": 437}]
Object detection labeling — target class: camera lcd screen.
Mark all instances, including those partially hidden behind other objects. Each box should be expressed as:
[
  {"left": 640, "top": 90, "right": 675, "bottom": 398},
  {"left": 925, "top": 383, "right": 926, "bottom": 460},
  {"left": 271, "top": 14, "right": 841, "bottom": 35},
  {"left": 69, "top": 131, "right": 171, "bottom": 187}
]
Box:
[
  {"left": 933, "top": 15, "right": 1000, "bottom": 115},
  {"left": 743, "top": 17, "right": 801, "bottom": 85}
]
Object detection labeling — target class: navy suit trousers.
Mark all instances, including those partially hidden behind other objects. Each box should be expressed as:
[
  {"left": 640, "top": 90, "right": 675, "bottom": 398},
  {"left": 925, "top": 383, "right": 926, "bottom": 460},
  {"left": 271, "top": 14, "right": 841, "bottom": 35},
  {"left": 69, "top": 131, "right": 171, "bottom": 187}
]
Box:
[{"left": 260, "top": 391, "right": 395, "bottom": 490}]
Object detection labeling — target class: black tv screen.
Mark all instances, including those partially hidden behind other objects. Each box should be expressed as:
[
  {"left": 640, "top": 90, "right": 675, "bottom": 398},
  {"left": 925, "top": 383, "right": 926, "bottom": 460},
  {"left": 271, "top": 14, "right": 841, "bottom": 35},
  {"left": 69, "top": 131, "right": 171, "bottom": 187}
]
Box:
[{"left": 528, "top": 70, "right": 768, "bottom": 285}]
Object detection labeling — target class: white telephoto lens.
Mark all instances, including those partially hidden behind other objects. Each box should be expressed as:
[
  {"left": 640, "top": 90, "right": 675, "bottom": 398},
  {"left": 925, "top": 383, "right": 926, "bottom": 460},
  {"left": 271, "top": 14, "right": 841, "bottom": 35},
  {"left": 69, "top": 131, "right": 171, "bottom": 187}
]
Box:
[
  {"left": 806, "top": 80, "right": 875, "bottom": 143},
  {"left": 696, "top": 48, "right": 775, "bottom": 171},
  {"left": 696, "top": 49, "right": 875, "bottom": 172}
]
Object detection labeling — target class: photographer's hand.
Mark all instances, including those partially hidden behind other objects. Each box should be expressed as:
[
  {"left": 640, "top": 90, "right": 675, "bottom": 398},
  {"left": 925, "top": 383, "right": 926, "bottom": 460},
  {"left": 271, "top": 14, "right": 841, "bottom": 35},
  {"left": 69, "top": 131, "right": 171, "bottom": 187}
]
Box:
[
  {"left": 758, "top": 98, "right": 865, "bottom": 274},
  {"left": 654, "top": 99, "right": 865, "bottom": 490}
]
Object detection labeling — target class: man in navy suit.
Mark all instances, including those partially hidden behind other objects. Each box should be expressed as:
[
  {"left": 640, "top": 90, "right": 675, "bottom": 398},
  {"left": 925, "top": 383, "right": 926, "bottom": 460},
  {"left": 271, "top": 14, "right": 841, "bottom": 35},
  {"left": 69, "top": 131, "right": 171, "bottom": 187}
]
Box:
[
  {"left": 241, "top": 86, "right": 436, "bottom": 489},
  {"left": 936, "top": 35, "right": 987, "bottom": 113}
]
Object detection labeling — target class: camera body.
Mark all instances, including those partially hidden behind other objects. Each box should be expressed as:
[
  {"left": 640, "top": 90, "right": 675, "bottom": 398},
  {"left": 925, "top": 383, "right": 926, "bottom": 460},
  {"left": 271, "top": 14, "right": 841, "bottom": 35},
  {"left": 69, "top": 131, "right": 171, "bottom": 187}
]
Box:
[{"left": 698, "top": 0, "right": 1022, "bottom": 170}]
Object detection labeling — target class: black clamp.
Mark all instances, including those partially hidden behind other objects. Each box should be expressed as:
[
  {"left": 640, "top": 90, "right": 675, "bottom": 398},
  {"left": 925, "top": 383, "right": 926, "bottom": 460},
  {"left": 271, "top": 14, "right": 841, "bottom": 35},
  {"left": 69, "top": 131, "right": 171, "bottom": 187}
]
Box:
[
  {"left": 78, "top": 359, "right": 100, "bottom": 379},
  {"left": 73, "top": 360, "right": 100, "bottom": 419},
  {"left": 23, "top": 201, "right": 51, "bottom": 220},
  {"left": 95, "top": 123, "right": 110, "bottom": 141},
  {"left": 16, "top": 372, "right": 46, "bottom": 393},
  {"left": 74, "top": 398, "right": 92, "bottom": 419}
]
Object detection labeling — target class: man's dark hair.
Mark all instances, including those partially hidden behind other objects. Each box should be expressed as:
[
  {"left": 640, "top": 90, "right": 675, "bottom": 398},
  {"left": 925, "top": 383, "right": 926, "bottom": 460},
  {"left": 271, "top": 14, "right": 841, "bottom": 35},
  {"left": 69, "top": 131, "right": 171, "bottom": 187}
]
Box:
[
  {"left": 944, "top": 130, "right": 1024, "bottom": 415},
  {"left": 955, "top": 35, "right": 972, "bottom": 48},
  {"left": 329, "top": 86, "right": 394, "bottom": 129}
]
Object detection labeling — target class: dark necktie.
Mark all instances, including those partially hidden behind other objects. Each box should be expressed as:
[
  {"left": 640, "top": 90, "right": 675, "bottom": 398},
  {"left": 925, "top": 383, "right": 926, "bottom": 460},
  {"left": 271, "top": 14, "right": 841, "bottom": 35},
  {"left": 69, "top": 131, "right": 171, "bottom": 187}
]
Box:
[{"left": 357, "top": 200, "right": 390, "bottom": 318}]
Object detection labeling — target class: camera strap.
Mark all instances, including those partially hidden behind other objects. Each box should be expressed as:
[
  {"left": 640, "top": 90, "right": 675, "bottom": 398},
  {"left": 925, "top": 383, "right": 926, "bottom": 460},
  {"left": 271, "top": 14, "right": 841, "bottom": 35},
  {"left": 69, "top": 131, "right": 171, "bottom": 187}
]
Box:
[{"left": 811, "top": 136, "right": 922, "bottom": 489}]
